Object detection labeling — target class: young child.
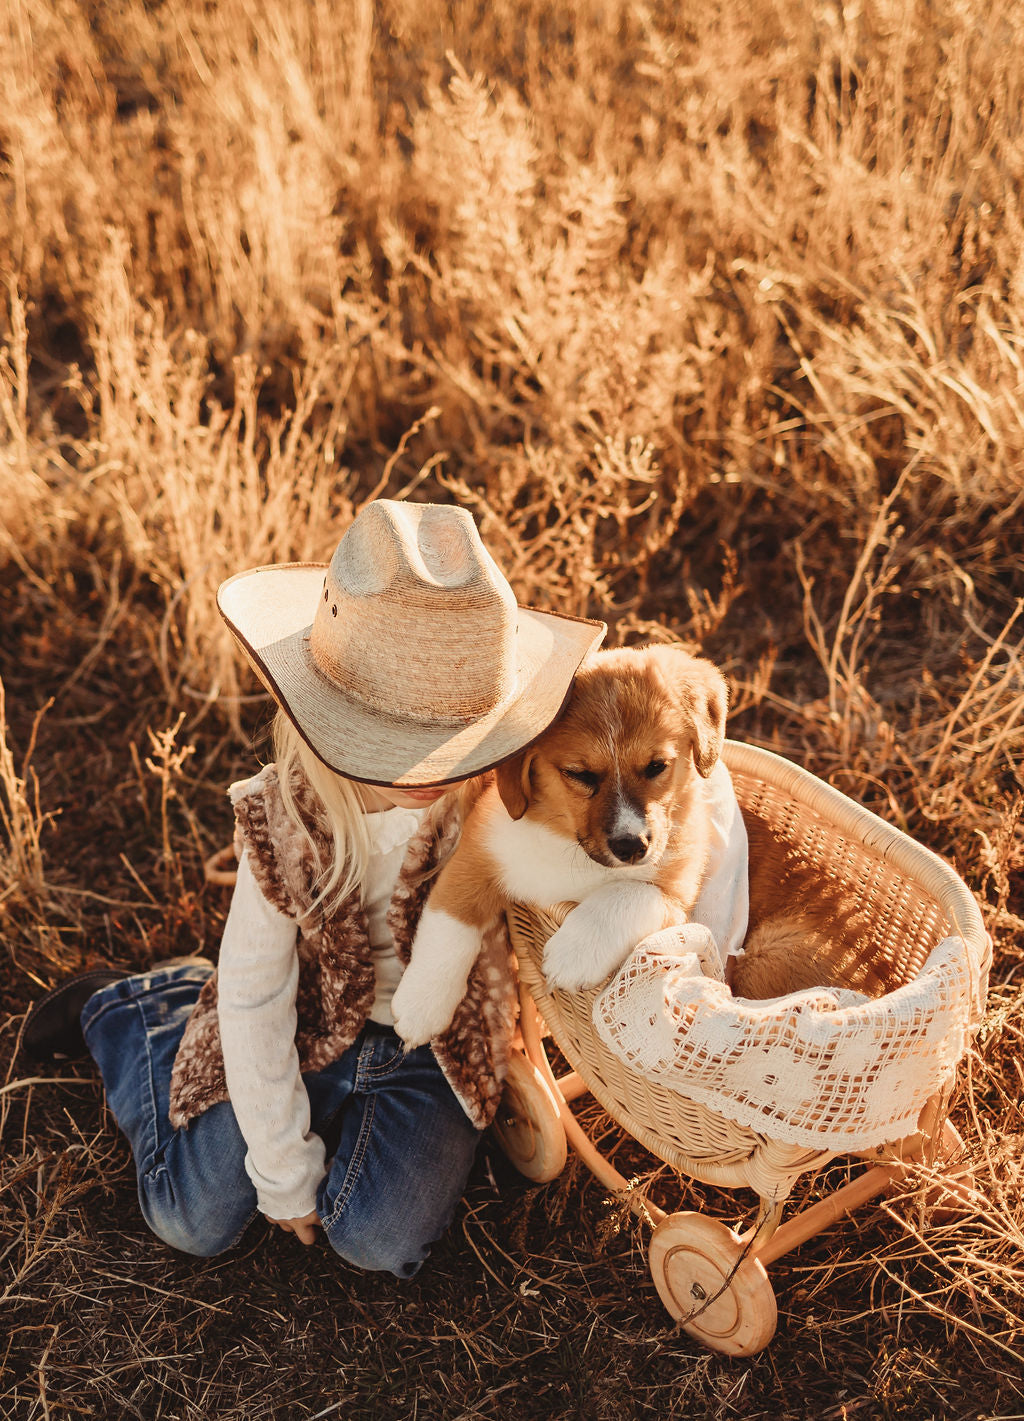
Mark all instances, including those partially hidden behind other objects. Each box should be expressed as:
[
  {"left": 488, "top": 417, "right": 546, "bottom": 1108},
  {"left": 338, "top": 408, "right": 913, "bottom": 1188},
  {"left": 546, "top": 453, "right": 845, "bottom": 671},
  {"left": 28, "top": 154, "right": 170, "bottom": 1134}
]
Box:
[{"left": 24, "top": 499, "right": 604, "bottom": 1276}]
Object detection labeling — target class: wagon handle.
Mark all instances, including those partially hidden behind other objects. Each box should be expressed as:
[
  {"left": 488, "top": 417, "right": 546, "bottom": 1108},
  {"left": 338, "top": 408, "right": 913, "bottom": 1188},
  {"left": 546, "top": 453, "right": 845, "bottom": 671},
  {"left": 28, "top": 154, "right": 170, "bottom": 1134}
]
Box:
[{"left": 204, "top": 844, "right": 238, "bottom": 886}]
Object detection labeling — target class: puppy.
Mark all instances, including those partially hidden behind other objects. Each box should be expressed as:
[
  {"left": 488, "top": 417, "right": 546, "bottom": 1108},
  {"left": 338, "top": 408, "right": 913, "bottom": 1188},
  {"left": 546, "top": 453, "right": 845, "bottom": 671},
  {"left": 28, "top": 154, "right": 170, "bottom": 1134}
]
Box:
[{"left": 391, "top": 645, "right": 745, "bottom": 1048}]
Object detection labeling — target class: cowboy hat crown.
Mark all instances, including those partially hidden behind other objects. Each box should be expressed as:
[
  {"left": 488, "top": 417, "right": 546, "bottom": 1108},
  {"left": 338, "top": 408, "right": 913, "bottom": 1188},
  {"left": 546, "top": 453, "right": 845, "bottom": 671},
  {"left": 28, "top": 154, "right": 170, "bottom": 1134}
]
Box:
[{"left": 310, "top": 500, "right": 518, "bottom": 724}]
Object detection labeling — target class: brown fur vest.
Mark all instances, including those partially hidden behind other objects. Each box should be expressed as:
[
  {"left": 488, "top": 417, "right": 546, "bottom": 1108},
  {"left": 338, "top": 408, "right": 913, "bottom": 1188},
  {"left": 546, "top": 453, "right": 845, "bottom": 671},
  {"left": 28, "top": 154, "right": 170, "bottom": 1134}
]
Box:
[{"left": 167, "top": 764, "right": 516, "bottom": 1131}]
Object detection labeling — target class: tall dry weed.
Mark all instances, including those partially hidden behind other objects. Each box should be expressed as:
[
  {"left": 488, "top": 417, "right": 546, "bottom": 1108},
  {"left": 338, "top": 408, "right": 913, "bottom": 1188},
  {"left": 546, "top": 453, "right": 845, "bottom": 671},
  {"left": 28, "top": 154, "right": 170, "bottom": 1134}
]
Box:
[{"left": 0, "top": 676, "right": 48, "bottom": 915}]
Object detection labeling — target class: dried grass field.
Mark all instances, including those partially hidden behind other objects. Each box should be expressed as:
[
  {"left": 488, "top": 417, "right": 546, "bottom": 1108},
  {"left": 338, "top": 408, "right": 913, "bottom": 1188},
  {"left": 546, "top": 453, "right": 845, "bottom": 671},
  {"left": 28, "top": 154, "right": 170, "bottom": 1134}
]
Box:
[{"left": 1, "top": 0, "right": 1023, "bottom": 1417}]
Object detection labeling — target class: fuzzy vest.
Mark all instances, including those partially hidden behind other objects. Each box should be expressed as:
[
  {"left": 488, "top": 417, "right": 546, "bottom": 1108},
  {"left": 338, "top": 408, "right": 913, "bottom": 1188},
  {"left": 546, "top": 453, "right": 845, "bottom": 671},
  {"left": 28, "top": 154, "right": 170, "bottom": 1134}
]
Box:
[{"left": 167, "top": 765, "right": 517, "bottom": 1131}]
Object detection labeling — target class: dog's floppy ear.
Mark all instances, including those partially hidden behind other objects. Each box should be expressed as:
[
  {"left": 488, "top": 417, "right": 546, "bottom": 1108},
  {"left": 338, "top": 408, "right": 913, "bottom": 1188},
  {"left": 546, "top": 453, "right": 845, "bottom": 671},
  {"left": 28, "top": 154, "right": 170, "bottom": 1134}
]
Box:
[
  {"left": 495, "top": 749, "right": 535, "bottom": 820},
  {"left": 648, "top": 646, "right": 728, "bottom": 778}
]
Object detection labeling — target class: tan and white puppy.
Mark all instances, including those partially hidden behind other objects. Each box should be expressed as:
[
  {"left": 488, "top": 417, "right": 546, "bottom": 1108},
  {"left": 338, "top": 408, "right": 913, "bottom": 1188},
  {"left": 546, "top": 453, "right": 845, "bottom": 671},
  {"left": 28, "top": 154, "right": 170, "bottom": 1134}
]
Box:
[{"left": 391, "top": 645, "right": 735, "bottom": 1048}]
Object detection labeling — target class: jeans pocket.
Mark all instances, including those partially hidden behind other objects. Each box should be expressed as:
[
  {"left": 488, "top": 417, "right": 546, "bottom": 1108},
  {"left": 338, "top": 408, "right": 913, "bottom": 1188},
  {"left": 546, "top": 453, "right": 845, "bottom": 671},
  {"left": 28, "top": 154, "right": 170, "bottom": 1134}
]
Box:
[
  {"left": 362, "top": 1035, "right": 434, "bottom": 1079},
  {"left": 363, "top": 1045, "right": 407, "bottom": 1078}
]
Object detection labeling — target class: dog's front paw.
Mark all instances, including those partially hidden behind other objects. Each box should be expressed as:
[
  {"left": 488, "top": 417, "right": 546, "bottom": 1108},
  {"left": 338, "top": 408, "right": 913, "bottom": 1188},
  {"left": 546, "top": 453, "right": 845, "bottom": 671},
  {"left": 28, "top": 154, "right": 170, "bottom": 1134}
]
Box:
[
  {"left": 390, "top": 970, "right": 462, "bottom": 1049},
  {"left": 542, "top": 886, "right": 667, "bottom": 991},
  {"left": 543, "top": 914, "right": 619, "bottom": 992}
]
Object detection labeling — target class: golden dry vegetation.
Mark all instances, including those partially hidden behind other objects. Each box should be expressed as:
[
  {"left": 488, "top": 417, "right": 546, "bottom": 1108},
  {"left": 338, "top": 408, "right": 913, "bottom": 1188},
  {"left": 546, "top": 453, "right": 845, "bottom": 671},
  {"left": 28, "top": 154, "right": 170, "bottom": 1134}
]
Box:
[{"left": 1, "top": 1, "right": 1022, "bottom": 1417}]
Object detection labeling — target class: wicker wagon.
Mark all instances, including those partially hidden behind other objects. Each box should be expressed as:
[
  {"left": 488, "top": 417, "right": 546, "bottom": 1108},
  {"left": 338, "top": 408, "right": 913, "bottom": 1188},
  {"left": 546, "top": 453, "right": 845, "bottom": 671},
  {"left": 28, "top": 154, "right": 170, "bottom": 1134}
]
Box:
[{"left": 491, "top": 740, "right": 990, "bottom": 1357}]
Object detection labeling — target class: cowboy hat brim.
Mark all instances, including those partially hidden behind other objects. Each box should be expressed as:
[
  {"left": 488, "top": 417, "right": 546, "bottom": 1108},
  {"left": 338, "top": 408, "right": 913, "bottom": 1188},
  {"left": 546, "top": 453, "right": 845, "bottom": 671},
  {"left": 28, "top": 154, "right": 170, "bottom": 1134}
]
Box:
[{"left": 218, "top": 563, "right": 606, "bottom": 786}]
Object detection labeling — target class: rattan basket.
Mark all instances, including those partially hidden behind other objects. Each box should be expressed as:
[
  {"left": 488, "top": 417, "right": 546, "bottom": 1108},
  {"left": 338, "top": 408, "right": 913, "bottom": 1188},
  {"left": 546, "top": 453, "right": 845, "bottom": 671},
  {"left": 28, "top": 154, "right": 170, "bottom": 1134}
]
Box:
[{"left": 497, "top": 739, "right": 990, "bottom": 1355}]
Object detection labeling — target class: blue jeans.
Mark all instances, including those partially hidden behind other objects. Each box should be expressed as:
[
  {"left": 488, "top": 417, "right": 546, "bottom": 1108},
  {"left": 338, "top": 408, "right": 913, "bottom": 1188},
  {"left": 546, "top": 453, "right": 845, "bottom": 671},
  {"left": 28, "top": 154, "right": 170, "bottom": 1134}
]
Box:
[{"left": 81, "top": 962, "right": 481, "bottom": 1276}]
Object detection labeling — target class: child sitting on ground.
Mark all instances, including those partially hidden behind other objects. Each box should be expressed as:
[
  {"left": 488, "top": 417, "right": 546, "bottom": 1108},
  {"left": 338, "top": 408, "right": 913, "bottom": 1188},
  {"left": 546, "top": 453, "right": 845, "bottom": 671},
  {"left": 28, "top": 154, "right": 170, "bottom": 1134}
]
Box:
[{"left": 24, "top": 498, "right": 604, "bottom": 1274}]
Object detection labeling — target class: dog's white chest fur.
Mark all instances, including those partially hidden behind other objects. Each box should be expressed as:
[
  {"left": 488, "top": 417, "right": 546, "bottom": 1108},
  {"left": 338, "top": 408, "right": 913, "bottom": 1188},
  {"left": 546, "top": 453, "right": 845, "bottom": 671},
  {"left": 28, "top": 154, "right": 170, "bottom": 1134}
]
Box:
[
  {"left": 482, "top": 799, "right": 644, "bottom": 905},
  {"left": 480, "top": 800, "right": 673, "bottom": 991}
]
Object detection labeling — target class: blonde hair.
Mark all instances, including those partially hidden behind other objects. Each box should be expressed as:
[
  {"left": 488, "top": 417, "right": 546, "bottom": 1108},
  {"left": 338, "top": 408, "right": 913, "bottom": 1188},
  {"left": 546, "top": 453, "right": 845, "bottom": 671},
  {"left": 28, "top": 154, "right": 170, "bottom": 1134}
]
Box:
[{"left": 270, "top": 709, "right": 463, "bottom": 918}]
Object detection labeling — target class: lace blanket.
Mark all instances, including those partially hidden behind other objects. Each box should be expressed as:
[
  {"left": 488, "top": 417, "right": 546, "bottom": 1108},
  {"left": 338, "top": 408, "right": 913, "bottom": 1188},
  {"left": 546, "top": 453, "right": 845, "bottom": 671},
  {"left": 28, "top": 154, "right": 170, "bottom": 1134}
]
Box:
[{"left": 593, "top": 923, "right": 980, "bottom": 1151}]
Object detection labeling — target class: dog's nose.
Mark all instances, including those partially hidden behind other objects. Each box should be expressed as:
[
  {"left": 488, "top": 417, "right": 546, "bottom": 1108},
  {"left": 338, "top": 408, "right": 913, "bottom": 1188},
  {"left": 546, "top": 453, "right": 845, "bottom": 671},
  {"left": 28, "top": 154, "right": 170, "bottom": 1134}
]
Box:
[{"left": 608, "top": 833, "right": 649, "bottom": 864}]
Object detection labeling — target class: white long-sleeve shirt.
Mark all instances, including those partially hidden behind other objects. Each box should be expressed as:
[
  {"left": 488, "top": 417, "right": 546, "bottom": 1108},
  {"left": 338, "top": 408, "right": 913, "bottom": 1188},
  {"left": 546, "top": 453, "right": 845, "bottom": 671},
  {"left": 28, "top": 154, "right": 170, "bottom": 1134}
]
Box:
[
  {"left": 687, "top": 759, "right": 749, "bottom": 965},
  {"left": 217, "top": 805, "right": 426, "bottom": 1222}
]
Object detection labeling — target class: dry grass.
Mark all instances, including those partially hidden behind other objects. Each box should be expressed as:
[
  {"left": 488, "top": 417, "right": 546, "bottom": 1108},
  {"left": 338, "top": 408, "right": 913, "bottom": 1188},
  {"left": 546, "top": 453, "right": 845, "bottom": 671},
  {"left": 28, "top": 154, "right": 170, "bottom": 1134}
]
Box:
[{"left": 1, "top": 0, "right": 1022, "bottom": 1416}]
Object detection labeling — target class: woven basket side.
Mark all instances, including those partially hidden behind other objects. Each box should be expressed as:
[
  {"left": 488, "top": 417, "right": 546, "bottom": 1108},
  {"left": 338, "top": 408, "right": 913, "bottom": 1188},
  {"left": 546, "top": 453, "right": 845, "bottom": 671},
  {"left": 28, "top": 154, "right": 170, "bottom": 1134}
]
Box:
[
  {"left": 734, "top": 774, "right": 948, "bottom": 998},
  {"left": 727, "top": 740, "right": 988, "bottom": 1011},
  {"left": 725, "top": 740, "right": 985, "bottom": 952}
]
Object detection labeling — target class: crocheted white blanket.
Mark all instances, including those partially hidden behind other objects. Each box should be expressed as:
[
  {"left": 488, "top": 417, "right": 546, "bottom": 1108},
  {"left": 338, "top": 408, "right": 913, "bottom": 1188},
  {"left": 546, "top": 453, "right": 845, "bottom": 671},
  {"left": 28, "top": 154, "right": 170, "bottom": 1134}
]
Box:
[{"left": 592, "top": 923, "right": 981, "bottom": 1152}]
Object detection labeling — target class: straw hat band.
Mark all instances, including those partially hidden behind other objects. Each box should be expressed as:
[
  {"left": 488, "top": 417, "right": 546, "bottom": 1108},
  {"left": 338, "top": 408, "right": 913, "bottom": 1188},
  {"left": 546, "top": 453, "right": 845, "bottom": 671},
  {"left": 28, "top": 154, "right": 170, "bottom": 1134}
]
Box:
[{"left": 310, "top": 580, "right": 520, "bottom": 725}]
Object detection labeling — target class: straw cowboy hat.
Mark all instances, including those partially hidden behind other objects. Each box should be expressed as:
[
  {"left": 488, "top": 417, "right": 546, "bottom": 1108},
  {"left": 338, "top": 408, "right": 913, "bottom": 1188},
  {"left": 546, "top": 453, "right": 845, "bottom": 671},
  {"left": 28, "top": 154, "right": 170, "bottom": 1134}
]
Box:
[{"left": 218, "top": 499, "right": 606, "bottom": 785}]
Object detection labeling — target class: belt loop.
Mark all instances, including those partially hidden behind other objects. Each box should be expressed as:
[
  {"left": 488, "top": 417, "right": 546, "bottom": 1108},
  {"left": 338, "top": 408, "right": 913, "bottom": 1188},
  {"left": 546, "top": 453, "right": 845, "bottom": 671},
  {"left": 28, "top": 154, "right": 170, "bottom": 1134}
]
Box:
[{"left": 354, "top": 1030, "right": 378, "bottom": 1090}]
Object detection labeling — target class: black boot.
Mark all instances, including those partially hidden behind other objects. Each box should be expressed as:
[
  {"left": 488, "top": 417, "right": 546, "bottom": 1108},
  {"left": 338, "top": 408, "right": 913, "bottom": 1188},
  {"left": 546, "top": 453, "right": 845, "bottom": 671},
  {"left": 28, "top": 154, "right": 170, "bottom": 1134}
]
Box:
[{"left": 21, "top": 968, "right": 134, "bottom": 1062}]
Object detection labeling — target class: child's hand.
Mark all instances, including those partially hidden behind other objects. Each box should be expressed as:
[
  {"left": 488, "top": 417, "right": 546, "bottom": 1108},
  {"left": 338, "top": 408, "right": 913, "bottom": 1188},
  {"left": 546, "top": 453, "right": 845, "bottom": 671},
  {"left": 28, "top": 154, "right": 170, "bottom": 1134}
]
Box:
[{"left": 269, "top": 1211, "right": 321, "bottom": 1245}]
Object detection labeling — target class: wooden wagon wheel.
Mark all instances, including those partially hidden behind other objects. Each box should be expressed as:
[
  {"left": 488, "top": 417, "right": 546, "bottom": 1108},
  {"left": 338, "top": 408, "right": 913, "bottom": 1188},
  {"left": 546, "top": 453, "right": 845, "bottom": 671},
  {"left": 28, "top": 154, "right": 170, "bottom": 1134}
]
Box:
[
  {"left": 490, "top": 1052, "right": 568, "bottom": 1183},
  {"left": 648, "top": 1212, "right": 778, "bottom": 1357}
]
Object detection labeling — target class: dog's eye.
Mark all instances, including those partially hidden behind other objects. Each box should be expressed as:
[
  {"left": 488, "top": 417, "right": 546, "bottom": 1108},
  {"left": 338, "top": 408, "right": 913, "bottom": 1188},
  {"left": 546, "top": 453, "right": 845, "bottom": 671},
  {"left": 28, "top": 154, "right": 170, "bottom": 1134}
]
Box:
[
  {"left": 562, "top": 767, "right": 600, "bottom": 792},
  {"left": 643, "top": 759, "right": 669, "bottom": 779}
]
